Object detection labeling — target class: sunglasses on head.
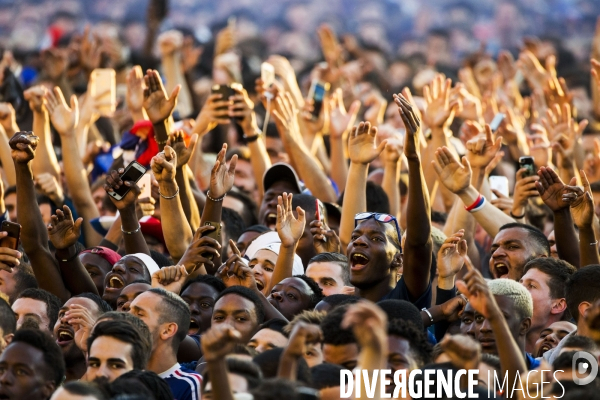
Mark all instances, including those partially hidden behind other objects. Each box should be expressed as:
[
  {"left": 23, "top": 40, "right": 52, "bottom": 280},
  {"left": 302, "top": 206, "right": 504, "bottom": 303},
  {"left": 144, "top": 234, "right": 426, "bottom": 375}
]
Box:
[{"left": 354, "top": 212, "right": 402, "bottom": 247}]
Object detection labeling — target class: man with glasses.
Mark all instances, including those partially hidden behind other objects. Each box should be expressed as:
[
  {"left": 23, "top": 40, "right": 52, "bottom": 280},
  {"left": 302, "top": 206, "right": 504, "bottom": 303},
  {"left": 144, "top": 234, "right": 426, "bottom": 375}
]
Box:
[{"left": 344, "top": 96, "right": 433, "bottom": 309}]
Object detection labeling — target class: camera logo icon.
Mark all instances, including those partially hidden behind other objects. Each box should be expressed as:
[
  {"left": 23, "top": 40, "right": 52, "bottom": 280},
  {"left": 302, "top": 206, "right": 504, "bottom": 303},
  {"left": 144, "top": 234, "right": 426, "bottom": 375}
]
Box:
[{"left": 572, "top": 351, "right": 598, "bottom": 385}]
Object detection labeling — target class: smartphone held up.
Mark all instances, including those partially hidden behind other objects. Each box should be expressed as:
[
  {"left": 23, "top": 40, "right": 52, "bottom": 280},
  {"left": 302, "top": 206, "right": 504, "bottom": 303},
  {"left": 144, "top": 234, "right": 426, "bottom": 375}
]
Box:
[{"left": 107, "top": 161, "right": 147, "bottom": 201}]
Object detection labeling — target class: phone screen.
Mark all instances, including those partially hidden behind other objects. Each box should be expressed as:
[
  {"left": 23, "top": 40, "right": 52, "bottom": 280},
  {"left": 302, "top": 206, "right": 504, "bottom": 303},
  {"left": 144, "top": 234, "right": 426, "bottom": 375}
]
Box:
[
  {"left": 113, "top": 162, "right": 146, "bottom": 198},
  {"left": 489, "top": 113, "right": 505, "bottom": 132},
  {"left": 313, "top": 83, "right": 326, "bottom": 102},
  {"left": 519, "top": 157, "right": 535, "bottom": 178}
]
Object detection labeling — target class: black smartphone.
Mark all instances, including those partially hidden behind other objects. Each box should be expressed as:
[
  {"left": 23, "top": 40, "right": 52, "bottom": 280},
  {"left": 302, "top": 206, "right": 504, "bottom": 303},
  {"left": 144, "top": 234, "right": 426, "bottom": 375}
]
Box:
[
  {"left": 201, "top": 221, "right": 221, "bottom": 260},
  {"left": 519, "top": 156, "right": 536, "bottom": 178},
  {"left": 308, "top": 81, "right": 330, "bottom": 119},
  {"left": 107, "top": 161, "right": 147, "bottom": 201},
  {"left": 211, "top": 85, "right": 233, "bottom": 112},
  {"left": 0, "top": 221, "right": 20, "bottom": 250}
]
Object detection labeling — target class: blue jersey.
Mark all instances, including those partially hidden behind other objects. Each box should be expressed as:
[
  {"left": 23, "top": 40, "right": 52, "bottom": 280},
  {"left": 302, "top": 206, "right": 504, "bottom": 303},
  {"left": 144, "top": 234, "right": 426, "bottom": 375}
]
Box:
[{"left": 159, "top": 363, "right": 202, "bottom": 400}]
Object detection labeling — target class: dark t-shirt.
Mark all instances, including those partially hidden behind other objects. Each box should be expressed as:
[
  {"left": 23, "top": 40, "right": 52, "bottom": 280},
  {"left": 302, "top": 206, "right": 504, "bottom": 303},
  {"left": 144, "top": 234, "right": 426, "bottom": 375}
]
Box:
[{"left": 380, "top": 252, "right": 437, "bottom": 310}]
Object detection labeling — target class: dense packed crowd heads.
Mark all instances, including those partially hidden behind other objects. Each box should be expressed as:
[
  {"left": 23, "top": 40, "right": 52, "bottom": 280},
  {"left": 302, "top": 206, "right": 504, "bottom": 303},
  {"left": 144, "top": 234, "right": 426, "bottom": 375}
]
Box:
[{"left": 1, "top": 0, "right": 600, "bottom": 399}]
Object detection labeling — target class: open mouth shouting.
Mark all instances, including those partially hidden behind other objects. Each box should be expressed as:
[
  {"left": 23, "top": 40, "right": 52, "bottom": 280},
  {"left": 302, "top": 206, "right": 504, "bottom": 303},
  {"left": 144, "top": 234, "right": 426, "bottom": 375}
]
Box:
[
  {"left": 350, "top": 252, "right": 370, "bottom": 271},
  {"left": 255, "top": 279, "right": 265, "bottom": 293},
  {"left": 56, "top": 327, "right": 74, "bottom": 346},
  {"left": 188, "top": 317, "right": 201, "bottom": 335},
  {"left": 265, "top": 213, "right": 277, "bottom": 229},
  {"left": 106, "top": 274, "right": 125, "bottom": 291},
  {"left": 492, "top": 262, "right": 509, "bottom": 279}
]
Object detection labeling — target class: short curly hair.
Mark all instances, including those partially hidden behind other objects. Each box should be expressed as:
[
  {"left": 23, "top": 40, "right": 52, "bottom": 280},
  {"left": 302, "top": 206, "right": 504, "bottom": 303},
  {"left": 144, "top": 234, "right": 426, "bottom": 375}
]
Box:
[
  {"left": 387, "top": 319, "right": 432, "bottom": 367},
  {"left": 11, "top": 329, "right": 65, "bottom": 386},
  {"left": 292, "top": 275, "right": 324, "bottom": 309},
  {"left": 320, "top": 305, "right": 356, "bottom": 345}
]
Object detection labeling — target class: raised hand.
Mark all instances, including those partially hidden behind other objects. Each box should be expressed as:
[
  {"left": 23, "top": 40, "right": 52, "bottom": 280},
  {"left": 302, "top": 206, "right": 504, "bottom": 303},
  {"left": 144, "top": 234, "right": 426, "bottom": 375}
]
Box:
[
  {"left": 438, "top": 295, "right": 467, "bottom": 324},
  {"left": 151, "top": 265, "right": 188, "bottom": 294},
  {"left": 512, "top": 168, "right": 540, "bottom": 217},
  {"left": 455, "top": 258, "right": 499, "bottom": 320},
  {"left": 24, "top": 85, "right": 47, "bottom": 114},
  {"left": 439, "top": 334, "right": 481, "bottom": 370},
  {"left": 0, "top": 102, "right": 19, "bottom": 135},
  {"left": 9, "top": 131, "right": 39, "bottom": 164},
  {"left": 329, "top": 88, "right": 360, "bottom": 140},
  {"left": 45, "top": 87, "right": 79, "bottom": 136},
  {"left": 422, "top": 75, "right": 457, "bottom": 130},
  {"left": 167, "top": 131, "right": 197, "bottom": 168},
  {"left": 217, "top": 240, "right": 258, "bottom": 291},
  {"left": 65, "top": 304, "right": 98, "bottom": 353},
  {"left": 229, "top": 86, "right": 258, "bottom": 134},
  {"left": 432, "top": 147, "right": 472, "bottom": 195},
  {"left": 209, "top": 143, "right": 237, "bottom": 199},
  {"left": 563, "top": 170, "right": 595, "bottom": 228},
  {"left": 47, "top": 205, "right": 82, "bottom": 250},
  {"left": 78, "top": 25, "right": 102, "bottom": 73},
  {"left": 284, "top": 322, "right": 323, "bottom": 358},
  {"left": 464, "top": 124, "right": 502, "bottom": 169},
  {"left": 348, "top": 121, "right": 387, "bottom": 165},
  {"left": 201, "top": 324, "right": 242, "bottom": 362},
  {"left": 452, "top": 84, "right": 484, "bottom": 124},
  {"left": 276, "top": 192, "right": 306, "bottom": 248},
  {"left": 535, "top": 166, "right": 573, "bottom": 212},
  {"left": 0, "top": 240, "right": 21, "bottom": 272},
  {"left": 178, "top": 225, "right": 222, "bottom": 273},
  {"left": 157, "top": 30, "right": 183, "bottom": 58},
  {"left": 518, "top": 50, "right": 553, "bottom": 93},
  {"left": 271, "top": 92, "right": 302, "bottom": 144},
  {"left": 437, "top": 230, "right": 467, "bottom": 290},
  {"left": 143, "top": 69, "right": 180, "bottom": 124},
  {"left": 393, "top": 93, "right": 421, "bottom": 159},
  {"left": 310, "top": 220, "right": 341, "bottom": 254},
  {"left": 341, "top": 301, "right": 388, "bottom": 355},
  {"left": 103, "top": 167, "right": 141, "bottom": 210},
  {"left": 193, "top": 93, "right": 230, "bottom": 136},
  {"left": 126, "top": 66, "right": 146, "bottom": 114}
]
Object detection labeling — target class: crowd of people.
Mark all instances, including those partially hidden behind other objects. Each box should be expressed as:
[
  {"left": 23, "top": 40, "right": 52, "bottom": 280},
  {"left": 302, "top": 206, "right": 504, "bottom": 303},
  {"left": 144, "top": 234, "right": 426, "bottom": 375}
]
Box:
[{"left": 0, "top": 0, "right": 599, "bottom": 399}]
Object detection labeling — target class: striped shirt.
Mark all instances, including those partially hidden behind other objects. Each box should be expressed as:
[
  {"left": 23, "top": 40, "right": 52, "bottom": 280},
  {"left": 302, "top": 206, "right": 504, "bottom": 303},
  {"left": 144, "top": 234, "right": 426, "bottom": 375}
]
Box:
[{"left": 159, "top": 363, "right": 202, "bottom": 400}]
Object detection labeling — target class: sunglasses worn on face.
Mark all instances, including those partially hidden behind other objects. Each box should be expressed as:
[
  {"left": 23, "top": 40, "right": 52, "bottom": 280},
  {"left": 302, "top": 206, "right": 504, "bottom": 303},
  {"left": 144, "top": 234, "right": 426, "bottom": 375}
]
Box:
[{"left": 354, "top": 212, "right": 402, "bottom": 247}]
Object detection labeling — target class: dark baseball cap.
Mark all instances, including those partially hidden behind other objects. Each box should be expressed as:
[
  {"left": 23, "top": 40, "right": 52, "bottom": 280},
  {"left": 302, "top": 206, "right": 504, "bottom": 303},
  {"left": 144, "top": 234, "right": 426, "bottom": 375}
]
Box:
[{"left": 263, "top": 163, "right": 304, "bottom": 194}]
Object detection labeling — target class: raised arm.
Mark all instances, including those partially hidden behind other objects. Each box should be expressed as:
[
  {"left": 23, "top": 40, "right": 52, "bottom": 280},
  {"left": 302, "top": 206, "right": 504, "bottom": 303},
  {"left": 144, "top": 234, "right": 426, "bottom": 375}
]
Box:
[
  {"left": 143, "top": 69, "right": 180, "bottom": 151},
  {"left": 338, "top": 121, "right": 387, "bottom": 249},
  {"left": 565, "top": 170, "right": 600, "bottom": 267},
  {"left": 169, "top": 131, "right": 200, "bottom": 231},
  {"left": 48, "top": 205, "right": 98, "bottom": 295},
  {"left": 10, "top": 132, "right": 70, "bottom": 302},
  {"left": 45, "top": 86, "right": 103, "bottom": 247},
  {"left": 104, "top": 169, "right": 150, "bottom": 256},
  {"left": 536, "top": 166, "right": 580, "bottom": 267},
  {"left": 229, "top": 85, "right": 271, "bottom": 199},
  {"left": 433, "top": 146, "right": 514, "bottom": 238},
  {"left": 151, "top": 145, "right": 193, "bottom": 262},
  {"left": 0, "top": 104, "right": 17, "bottom": 186},
  {"left": 270, "top": 193, "right": 305, "bottom": 291},
  {"left": 394, "top": 94, "right": 432, "bottom": 299},
  {"left": 25, "top": 86, "right": 61, "bottom": 182},
  {"left": 126, "top": 66, "right": 149, "bottom": 123},
  {"left": 328, "top": 89, "right": 360, "bottom": 191},
  {"left": 271, "top": 93, "right": 337, "bottom": 203},
  {"left": 456, "top": 263, "right": 528, "bottom": 394},
  {"left": 158, "top": 30, "right": 194, "bottom": 118},
  {"left": 200, "top": 144, "right": 237, "bottom": 275}
]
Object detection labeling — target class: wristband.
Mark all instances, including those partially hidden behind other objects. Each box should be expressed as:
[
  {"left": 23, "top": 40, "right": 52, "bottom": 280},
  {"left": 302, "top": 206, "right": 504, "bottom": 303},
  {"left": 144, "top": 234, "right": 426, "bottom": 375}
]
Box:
[
  {"left": 422, "top": 307, "right": 434, "bottom": 323},
  {"left": 206, "top": 190, "right": 226, "bottom": 202},
  {"left": 121, "top": 224, "right": 141, "bottom": 235},
  {"left": 591, "top": 240, "right": 599, "bottom": 246},
  {"left": 159, "top": 187, "right": 179, "bottom": 199},
  {"left": 243, "top": 133, "right": 261, "bottom": 143},
  {"left": 56, "top": 248, "right": 79, "bottom": 263},
  {"left": 464, "top": 194, "right": 484, "bottom": 212},
  {"left": 469, "top": 196, "right": 486, "bottom": 213},
  {"left": 510, "top": 210, "right": 526, "bottom": 219}
]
